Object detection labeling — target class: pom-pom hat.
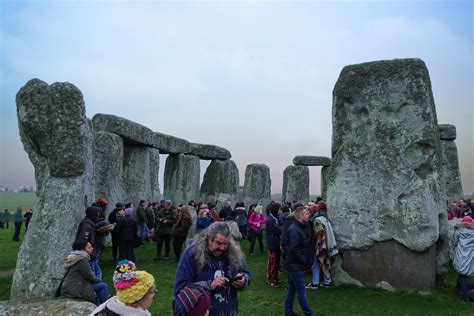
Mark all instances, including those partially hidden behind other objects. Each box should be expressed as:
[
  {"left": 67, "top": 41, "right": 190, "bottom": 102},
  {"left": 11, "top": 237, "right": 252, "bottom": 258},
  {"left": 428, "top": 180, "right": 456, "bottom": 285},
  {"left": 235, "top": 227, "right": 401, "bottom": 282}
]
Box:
[{"left": 113, "top": 260, "right": 155, "bottom": 304}]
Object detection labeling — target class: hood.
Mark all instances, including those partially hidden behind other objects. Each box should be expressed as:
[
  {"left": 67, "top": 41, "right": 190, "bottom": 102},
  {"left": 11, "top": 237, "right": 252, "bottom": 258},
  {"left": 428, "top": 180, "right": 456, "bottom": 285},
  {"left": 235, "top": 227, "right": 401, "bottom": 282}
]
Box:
[{"left": 64, "top": 250, "right": 89, "bottom": 268}]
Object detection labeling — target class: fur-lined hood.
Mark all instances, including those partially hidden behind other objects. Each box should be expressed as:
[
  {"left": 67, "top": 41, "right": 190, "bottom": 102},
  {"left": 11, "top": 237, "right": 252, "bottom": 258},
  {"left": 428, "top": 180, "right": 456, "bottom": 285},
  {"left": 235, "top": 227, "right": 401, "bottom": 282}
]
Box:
[
  {"left": 455, "top": 222, "right": 474, "bottom": 230},
  {"left": 63, "top": 250, "right": 89, "bottom": 268}
]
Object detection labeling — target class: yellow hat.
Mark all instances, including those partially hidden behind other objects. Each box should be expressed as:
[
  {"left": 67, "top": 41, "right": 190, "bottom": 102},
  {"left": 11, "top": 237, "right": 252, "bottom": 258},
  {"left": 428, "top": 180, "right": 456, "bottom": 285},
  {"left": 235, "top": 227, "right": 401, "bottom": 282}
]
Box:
[{"left": 113, "top": 260, "right": 155, "bottom": 304}]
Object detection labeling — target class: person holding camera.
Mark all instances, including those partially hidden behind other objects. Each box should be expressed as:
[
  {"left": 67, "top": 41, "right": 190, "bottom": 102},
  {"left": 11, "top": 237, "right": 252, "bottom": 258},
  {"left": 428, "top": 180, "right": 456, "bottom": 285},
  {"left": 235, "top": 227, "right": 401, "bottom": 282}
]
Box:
[{"left": 174, "top": 222, "right": 251, "bottom": 315}]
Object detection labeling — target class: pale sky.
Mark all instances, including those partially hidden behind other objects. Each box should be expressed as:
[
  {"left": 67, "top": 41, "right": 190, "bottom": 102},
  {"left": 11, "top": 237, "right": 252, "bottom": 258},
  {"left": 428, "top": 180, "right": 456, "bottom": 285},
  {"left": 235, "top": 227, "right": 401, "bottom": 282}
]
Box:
[{"left": 1, "top": 0, "right": 473, "bottom": 195}]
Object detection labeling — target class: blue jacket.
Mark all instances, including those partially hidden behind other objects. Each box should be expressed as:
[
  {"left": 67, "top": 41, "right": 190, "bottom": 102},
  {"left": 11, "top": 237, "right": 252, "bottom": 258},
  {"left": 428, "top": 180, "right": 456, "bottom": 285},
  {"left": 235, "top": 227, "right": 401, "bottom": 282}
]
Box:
[{"left": 174, "top": 245, "right": 251, "bottom": 316}]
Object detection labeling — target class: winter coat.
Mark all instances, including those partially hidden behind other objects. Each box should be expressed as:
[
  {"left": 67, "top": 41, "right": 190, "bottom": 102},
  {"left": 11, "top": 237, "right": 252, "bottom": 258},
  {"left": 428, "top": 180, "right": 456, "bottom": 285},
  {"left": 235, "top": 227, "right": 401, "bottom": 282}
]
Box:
[
  {"left": 266, "top": 214, "right": 281, "bottom": 251},
  {"left": 155, "top": 208, "right": 177, "bottom": 237},
  {"left": 227, "top": 220, "right": 242, "bottom": 241},
  {"left": 135, "top": 206, "right": 147, "bottom": 225},
  {"left": 219, "top": 207, "right": 233, "bottom": 220},
  {"left": 453, "top": 222, "right": 474, "bottom": 276},
  {"left": 235, "top": 207, "right": 248, "bottom": 226},
  {"left": 172, "top": 216, "right": 192, "bottom": 239},
  {"left": 174, "top": 246, "right": 251, "bottom": 316},
  {"left": 60, "top": 251, "right": 100, "bottom": 303},
  {"left": 196, "top": 216, "right": 213, "bottom": 231},
  {"left": 281, "top": 213, "right": 295, "bottom": 251},
  {"left": 13, "top": 210, "right": 22, "bottom": 223},
  {"left": 75, "top": 218, "right": 96, "bottom": 244},
  {"left": 248, "top": 213, "right": 266, "bottom": 234},
  {"left": 145, "top": 207, "right": 155, "bottom": 229},
  {"left": 116, "top": 215, "right": 138, "bottom": 241},
  {"left": 286, "top": 219, "right": 314, "bottom": 272},
  {"left": 91, "top": 296, "right": 151, "bottom": 316}
]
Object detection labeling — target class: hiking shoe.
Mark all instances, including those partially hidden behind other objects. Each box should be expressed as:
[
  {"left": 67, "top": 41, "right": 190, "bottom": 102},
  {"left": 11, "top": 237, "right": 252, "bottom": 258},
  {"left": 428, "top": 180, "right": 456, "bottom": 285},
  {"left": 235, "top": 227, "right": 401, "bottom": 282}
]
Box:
[
  {"left": 323, "top": 282, "right": 332, "bottom": 288},
  {"left": 269, "top": 281, "right": 279, "bottom": 287},
  {"left": 306, "top": 283, "right": 319, "bottom": 289}
]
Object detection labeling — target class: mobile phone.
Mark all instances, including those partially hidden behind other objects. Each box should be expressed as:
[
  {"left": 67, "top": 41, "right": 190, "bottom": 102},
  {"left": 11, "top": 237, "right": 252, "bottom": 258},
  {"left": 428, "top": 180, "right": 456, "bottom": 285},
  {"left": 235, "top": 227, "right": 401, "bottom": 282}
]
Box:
[{"left": 229, "top": 275, "right": 244, "bottom": 283}]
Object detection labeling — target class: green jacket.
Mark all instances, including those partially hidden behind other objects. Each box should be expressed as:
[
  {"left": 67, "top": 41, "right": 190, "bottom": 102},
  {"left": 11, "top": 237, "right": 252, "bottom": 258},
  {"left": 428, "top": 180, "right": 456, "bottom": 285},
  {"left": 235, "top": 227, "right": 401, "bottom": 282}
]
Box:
[
  {"left": 155, "top": 207, "right": 177, "bottom": 236},
  {"left": 60, "top": 252, "right": 100, "bottom": 303},
  {"left": 13, "top": 210, "right": 22, "bottom": 223}
]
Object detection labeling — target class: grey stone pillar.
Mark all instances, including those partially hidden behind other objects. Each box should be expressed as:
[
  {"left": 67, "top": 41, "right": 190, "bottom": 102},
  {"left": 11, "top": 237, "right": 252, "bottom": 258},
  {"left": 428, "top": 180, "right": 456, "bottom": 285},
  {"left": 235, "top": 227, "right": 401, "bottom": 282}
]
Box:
[
  {"left": 328, "top": 59, "right": 444, "bottom": 292},
  {"left": 93, "top": 131, "right": 124, "bottom": 212},
  {"left": 150, "top": 148, "right": 161, "bottom": 202},
  {"left": 282, "top": 165, "right": 309, "bottom": 203},
  {"left": 163, "top": 154, "right": 200, "bottom": 205},
  {"left": 438, "top": 124, "right": 463, "bottom": 201},
  {"left": 243, "top": 164, "right": 271, "bottom": 206},
  {"left": 200, "top": 160, "right": 239, "bottom": 197},
  {"left": 123, "top": 146, "right": 155, "bottom": 205},
  {"left": 12, "top": 79, "right": 94, "bottom": 299},
  {"left": 321, "top": 166, "right": 329, "bottom": 200}
]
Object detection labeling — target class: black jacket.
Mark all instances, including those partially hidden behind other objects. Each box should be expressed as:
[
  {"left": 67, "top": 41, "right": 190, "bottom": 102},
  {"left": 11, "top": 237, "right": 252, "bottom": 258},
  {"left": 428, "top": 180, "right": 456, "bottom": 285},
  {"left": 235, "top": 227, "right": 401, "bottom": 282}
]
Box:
[
  {"left": 266, "top": 214, "right": 281, "bottom": 251},
  {"left": 116, "top": 215, "right": 138, "bottom": 241},
  {"left": 285, "top": 219, "right": 313, "bottom": 272}
]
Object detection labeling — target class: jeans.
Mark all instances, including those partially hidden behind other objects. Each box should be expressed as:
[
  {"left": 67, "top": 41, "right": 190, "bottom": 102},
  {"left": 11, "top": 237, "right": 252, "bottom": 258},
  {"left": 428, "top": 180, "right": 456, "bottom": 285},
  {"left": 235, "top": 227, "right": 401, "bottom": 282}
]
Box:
[
  {"left": 311, "top": 255, "right": 321, "bottom": 285},
  {"left": 139, "top": 223, "right": 147, "bottom": 242},
  {"left": 458, "top": 274, "right": 474, "bottom": 300},
  {"left": 92, "top": 282, "right": 109, "bottom": 305},
  {"left": 285, "top": 271, "right": 314, "bottom": 316}
]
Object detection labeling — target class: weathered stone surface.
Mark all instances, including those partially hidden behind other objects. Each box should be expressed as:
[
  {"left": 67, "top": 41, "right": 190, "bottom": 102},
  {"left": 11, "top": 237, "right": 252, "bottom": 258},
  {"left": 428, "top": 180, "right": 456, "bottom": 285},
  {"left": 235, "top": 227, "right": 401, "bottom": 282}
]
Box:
[
  {"left": 17, "top": 79, "right": 88, "bottom": 178},
  {"left": 93, "top": 131, "right": 124, "bottom": 211},
  {"left": 328, "top": 59, "right": 444, "bottom": 254},
  {"left": 342, "top": 241, "right": 436, "bottom": 292},
  {"left": 440, "top": 140, "right": 464, "bottom": 201},
  {"left": 331, "top": 256, "right": 363, "bottom": 287},
  {"left": 201, "top": 160, "right": 239, "bottom": 196},
  {"left": 123, "top": 146, "right": 157, "bottom": 205},
  {"left": 436, "top": 212, "right": 450, "bottom": 278},
  {"left": 438, "top": 124, "right": 456, "bottom": 140},
  {"left": 150, "top": 148, "right": 161, "bottom": 202},
  {"left": 13, "top": 79, "right": 94, "bottom": 299},
  {"left": 190, "top": 143, "right": 231, "bottom": 160},
  {"left": 163, "top": 154, "right": 200, "bottom": 205},
  {"left": 0, "top": 298, "right": 96, "bottom": 315},
  {"left": 281, "top": 165, "right": 309, "bottom": 203},
  {"left": 93, "top": 114, "right": 190, "bottom": 154},
  {"left": 293, "top": 155, "right": 331, "bottom": 166},
  {"left": 243, "top": 164, "right": 271, "bottom": 200},
  {"left": 320, "top": 166, "right": 329, "bottom": 200},
  {"left": 376, "top": 281, "right": 396, "bottom": 292}
]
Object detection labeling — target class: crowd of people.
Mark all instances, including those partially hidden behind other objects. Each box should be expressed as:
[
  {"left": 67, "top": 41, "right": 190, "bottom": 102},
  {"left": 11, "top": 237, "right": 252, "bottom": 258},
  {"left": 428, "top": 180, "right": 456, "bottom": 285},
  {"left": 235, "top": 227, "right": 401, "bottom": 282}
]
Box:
[
  {"left": 7, "top": 194, "right": 471, "bottom": 314},
  {"left": 0, "top": 207, "right": 33, "bottom": 241}
]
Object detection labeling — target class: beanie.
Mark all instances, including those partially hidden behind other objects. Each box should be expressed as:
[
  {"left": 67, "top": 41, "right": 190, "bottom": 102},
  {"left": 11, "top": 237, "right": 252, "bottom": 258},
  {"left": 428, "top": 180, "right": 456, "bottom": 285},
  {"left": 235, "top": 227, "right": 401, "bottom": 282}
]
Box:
[
  {"left": 173, "top": 285, "right": 210, "bottom": 316},
  {"left": 113, "top": 260, "right": 155, "bottom": 304}
]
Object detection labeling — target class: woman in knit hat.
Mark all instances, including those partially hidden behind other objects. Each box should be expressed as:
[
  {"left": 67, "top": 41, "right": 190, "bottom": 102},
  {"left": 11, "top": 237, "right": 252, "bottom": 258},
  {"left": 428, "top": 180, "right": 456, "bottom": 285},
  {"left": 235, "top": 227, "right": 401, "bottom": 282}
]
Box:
[{"left": 92, "top": 260, "right": 157, "bottom": 315}]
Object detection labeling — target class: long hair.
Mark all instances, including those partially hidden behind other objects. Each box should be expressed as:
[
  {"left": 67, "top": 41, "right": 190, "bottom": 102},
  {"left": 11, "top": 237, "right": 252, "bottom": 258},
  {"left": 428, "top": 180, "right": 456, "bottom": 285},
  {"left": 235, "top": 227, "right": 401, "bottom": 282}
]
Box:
[
  {"left": 179, "top": 206, "right": 192, "bottom": 222},
  {"left": 190, "top": 222, "right": 245, "bottom": 272}
]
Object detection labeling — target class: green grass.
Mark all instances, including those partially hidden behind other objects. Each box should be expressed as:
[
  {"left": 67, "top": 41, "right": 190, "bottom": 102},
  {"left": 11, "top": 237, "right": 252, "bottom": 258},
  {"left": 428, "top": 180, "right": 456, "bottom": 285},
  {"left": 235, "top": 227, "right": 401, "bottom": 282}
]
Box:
[{"left": 0, "top": 190, "right": 472, "bottom": 314}]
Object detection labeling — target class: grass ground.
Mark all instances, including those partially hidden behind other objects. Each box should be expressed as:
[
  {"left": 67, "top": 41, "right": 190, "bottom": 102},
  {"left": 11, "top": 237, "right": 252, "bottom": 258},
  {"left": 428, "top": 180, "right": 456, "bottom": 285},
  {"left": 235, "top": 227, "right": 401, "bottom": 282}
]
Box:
[{"left": 0, "top": 192, "right": 472, "bottom": 315}]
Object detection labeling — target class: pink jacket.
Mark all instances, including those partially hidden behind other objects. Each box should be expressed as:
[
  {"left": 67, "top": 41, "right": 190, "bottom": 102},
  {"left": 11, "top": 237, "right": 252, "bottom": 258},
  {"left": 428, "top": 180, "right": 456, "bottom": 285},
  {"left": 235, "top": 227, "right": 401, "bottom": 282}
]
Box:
[{"left": 248, "top": 212, "right": 266, "bottom": 234}]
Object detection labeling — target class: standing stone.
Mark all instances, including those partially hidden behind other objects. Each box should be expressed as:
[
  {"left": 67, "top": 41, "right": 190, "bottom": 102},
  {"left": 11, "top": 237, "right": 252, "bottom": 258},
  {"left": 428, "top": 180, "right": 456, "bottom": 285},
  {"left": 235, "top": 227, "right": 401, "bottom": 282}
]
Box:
[
  {"left": 282, "top": 165, "right": 309, "bottom": 203},
  {"left": 243, "top": 164, "right": 271, "bottom": 205},
  {"left": 320, "top": 166, "right": 329, "bottom": 200},
  {"left": 94, "top": 131, "right": 124, "bottom": 211},
  {"left": 123, "top": 146, "right": 155, "bottom": 205},
  {"left": 328, "top": 59, "right": 444, "bottom": 292},
  {"left": 163, "top": 154, "right": 200, "bottom": 205},
  {"left": 13, "top": 79, "right": 94, "bottom": 299},
  {"left": 201, "top": 160, "right": 239, "bottom": 197},
  {"left": 150, "top": 148, "right": 161, "bottom": 202},
  {"left": 438, "top": 125, "right": 463, "bottom": 201}
]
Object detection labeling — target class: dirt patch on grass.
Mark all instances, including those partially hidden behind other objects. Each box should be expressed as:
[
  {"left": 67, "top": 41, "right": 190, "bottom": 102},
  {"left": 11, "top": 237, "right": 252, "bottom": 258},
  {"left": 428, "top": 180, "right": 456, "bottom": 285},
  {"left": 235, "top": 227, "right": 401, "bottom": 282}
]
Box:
[{"left": 0, "top": 269, "right": 14, "bottom": 277}]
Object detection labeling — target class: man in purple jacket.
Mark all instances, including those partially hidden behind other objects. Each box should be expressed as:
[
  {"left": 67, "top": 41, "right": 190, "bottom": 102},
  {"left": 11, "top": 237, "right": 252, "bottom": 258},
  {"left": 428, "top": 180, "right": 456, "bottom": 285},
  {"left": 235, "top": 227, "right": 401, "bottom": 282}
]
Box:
[{"left": 174, "top": 222, "right": 251, "bottom": 315}]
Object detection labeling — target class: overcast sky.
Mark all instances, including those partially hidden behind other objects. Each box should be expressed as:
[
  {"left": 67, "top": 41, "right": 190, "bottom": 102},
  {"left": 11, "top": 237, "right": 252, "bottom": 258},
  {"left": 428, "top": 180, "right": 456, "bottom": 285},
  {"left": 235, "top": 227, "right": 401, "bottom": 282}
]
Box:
[{"left": 0, "top": 0, "right": 473, "bottom": 195}]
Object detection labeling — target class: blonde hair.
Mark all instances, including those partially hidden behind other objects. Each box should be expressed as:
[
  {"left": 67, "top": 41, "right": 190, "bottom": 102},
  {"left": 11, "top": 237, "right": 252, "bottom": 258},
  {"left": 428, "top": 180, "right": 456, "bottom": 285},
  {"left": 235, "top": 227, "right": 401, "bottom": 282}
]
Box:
[
  {"left": 254, "top": 205, "right": 263, "bottom": 215},
  {"left": 198, "top": 208, "right": 209, "bottom": 218}
]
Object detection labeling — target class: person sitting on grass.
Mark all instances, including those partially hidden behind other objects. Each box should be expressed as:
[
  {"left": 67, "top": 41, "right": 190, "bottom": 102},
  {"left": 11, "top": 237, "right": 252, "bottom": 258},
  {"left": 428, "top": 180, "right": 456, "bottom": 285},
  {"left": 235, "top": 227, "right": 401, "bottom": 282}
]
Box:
[
  {"left": 91, "top": 260, "right": 157, "bottom": 316},
  {"left": 58, "top": 240, "right": 108, "bottom": 305}
]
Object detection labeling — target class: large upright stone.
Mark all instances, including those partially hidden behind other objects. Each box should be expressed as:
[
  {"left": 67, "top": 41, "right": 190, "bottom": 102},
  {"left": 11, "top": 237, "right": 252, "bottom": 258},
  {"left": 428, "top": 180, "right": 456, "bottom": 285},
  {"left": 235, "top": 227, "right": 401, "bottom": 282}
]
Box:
[
  {"left": 201, "top": 160, "right": 239, "bottom": 196},
  {"left": 320, "top": 166, "right": 329, "bottom": 200},
  {"left": 282, "top": 165, "right": 309, "bottom": 203},
  {"left": 93, "top": 114, "right": 190, "bottom": 154},
  {"left": 190, "top": 143, "right": 231, "bottom": 160},
  {"left": 13, "top": 79, "right": 94, "bottom": 299},
  {"left": 243, "top": 164, "right": 271, "bottom": 204},
  {"left": 328, "top": 59, "right": 444, "bottom": 291},
  {"left": 163, "top": 154, "right": 200, "bottom": 205},
  {"left": 438, "top": 125, "right": 463, "bottom": 201},
  {"left": 293, "top": 156, "right": 331, "bottom": 166},
  {"left": 94, "top": 131, "right": 124, "bottom": 210},
  {"left": 149, "top": 148, "right": 161, "bottom": 202},
  {"left": 123, "top": 146, "right": 159, "bottom": 205}
]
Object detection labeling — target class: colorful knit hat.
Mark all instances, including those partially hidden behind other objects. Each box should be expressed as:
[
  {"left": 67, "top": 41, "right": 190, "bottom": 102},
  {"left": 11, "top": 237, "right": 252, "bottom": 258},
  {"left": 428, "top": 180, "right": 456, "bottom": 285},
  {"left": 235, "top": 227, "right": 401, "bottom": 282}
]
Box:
[
  {"left": 173, "top": 285, "right": 210, "bottom": 316},
  {"left": 461, "top": 216, "right": 474, "bottom": 224},
  {"left": 113, "top": 260, "right": 155, "bottom": 304}
]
